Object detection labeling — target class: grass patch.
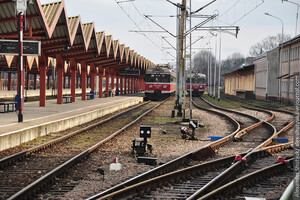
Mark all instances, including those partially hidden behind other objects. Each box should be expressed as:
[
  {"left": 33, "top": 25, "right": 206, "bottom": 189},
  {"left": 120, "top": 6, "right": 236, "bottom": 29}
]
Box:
[
  {"left": 142, "top": 116, "right": 180, "bottom": 124},
  {"left": 202, "top": 93, "right": 243, "bottom": 110},
  {"left": 20, "top": 135, "right": 56, "bottom": 147}
]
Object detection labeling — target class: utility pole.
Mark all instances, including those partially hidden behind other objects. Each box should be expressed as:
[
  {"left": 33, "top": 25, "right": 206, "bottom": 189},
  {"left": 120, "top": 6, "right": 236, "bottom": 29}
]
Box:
[
  {"left": 213, "top": 39, "right": 217, "bottom": 99},
  {"left": 218, "top": 32, "right": 222, "bottom": 101},
  {"left": 209, "top": 48, "right": 212, "bottom": 97},
  {"left": 189, "top": 0, "right": 192, "bottom": 119},
  {"left": 175, "top": 5, "right": 180, "bottom": 109},
  {"left": 177, "top": 0, "right": 186, "bottom": 117}
]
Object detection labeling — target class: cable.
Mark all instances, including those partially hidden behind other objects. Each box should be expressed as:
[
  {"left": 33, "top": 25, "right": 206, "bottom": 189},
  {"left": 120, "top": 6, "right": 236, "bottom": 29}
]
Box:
[{"left": 114, "top": 0, "right": 168, "bottom": 62}]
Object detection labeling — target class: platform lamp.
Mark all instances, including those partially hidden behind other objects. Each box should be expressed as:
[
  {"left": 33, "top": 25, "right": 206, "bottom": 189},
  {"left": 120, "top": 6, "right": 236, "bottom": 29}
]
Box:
[
  {"left": 13, "top": 0, "right": 33, "bottom": 122},
  {"left": 282, "top": 0, "right": 299, "bottom": 36}
]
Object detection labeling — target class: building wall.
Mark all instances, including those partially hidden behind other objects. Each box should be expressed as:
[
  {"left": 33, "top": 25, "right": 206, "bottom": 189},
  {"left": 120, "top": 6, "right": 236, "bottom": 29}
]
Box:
[
  {"left": 267, "top": 48, "right": 279, "bottom": 100},
  {"left": 281, "top": 39, "right": 300, "bottom": 104},
  {"left": 254, "top": 55, "right": 267, "bottom": 100},
  {"left": 224, "top": 66, "right": 254, "bottom": 98}
]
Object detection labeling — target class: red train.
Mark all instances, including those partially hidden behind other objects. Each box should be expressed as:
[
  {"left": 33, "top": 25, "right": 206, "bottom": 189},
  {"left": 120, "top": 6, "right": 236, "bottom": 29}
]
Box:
[
  {"left": 186, "top": 73, "right": 206, "bottom": 96},
  {"left": 145, "top": 67, "right": 176, "bottom": 100}
]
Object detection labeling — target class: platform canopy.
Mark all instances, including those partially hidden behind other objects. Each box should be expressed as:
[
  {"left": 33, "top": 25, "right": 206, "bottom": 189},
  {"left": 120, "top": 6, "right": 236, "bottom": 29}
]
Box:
[
  {"left": 0, "top": 0, "right": 155, "bottom": 70},
  {"left": 0, "top": 0, "right": 155, "bottom": 106}
]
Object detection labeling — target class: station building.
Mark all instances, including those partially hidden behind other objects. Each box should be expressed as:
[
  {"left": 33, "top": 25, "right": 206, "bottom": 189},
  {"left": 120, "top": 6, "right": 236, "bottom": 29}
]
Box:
[
  {"left": 223, "top": 64, "right": 255, "bottom": 99},
  {"left": 253, "top": 34, "right": 300, "bottom": 104}
]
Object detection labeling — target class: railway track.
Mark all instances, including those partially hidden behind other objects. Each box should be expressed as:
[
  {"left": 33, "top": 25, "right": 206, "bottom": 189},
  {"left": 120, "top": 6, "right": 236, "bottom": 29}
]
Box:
[
  {"left": 90, "top": 97, "right": 294, "bottom": 200},
  {"left": 94, "top": 143, "right": 292, "bottom": 200},
  {"left": 192, "top": 98, "right": 276, "bottom": 155},
  {"left": 87, "top": 97, "right": 242, "bottom": 199},
  {"left": 87, "top": 97, "right": 271, "bottom": 199},
  {"left": 200, "top": 157, "right": 294, "bottom": 200},
  {"left": 0, "top": 100, "right": 164, "bottom": 200},
  {"left": 193, "top": 97, "right": 261, "bottom": 130}
]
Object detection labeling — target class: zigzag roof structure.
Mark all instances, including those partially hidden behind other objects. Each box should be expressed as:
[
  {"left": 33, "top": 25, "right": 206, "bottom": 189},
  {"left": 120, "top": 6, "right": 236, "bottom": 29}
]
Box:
[{"left": 0, "top": 0, "right": 156, "bottom": 71}]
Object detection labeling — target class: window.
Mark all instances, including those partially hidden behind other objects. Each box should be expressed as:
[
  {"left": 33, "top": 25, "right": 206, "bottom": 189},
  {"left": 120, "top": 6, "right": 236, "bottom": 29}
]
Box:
[{"left": 145, "top": 74, "right": 170, "bottom": 83}]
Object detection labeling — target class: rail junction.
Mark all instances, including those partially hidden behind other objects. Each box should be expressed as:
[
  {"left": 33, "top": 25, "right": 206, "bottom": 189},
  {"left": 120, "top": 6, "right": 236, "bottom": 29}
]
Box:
[{"left": 0, "top": 0, "right": 297, "bottom": 200}]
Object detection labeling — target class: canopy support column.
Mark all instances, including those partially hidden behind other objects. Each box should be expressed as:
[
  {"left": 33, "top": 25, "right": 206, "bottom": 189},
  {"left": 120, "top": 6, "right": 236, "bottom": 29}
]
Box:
[
  {"left": 56, "top": 55, "right": 63, "bottom": 104},
  {"left": 81, "top": 61, "right": 87, "bottom": 100},
  {"left": 70, "top": 59, "right": 76, "bottom": 102},
  {"left": 39, "top": 55, "right": 47, "bottom": 107}
]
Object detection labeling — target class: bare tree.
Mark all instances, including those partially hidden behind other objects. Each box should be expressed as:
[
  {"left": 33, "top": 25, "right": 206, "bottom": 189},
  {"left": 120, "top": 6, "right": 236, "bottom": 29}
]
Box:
[
  {"left": 249, "top": 33, "right": 291, "bottom": 57},
  {"left": 193, "top": 50, "right": 216, "bottom": 75},
  {"left": 222, "top": 52, "right": 245, "bottom": 72}
]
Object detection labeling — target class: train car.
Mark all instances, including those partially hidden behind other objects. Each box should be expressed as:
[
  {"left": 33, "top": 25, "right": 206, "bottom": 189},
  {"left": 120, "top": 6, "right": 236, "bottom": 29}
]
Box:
[
  {"left": 186, "top": 73, "right": 206, "bottom": 96},
  {"left": 145, "top": 67, "right": 176, "bottom": 100}
]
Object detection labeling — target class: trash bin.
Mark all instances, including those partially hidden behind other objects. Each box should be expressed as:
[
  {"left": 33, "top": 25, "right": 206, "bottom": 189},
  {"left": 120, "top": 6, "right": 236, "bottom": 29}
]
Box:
[
  {"left": 90, "top": 91, "right": 95, "bottom": 99},
  {"left": 15, "top": 95, "right": 23, "bottom": 110}
]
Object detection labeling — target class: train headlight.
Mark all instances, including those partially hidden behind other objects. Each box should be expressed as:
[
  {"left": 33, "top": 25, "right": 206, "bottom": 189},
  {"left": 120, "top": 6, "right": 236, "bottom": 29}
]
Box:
[
  {"left": 149, "top": 85, "right": 153, "bottom": 89},
  {"left": 200, "top": 85, "right": 202, "bottom": 88},
  {"left": 163, "top": 85, "right": 167, "bottom": 89}
]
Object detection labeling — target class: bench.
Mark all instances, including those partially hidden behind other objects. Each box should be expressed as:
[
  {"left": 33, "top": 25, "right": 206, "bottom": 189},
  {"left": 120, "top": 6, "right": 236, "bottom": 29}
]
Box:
[
  {"left": 0, "top": 102, "right": 17, "bottom": 113},
  {"left": 62, "top": 96, "right": 73, "bottom": 104}
]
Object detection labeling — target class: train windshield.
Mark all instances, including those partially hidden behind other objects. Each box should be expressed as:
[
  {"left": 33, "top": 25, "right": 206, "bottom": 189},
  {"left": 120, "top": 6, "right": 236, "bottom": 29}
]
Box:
[
  {"left": 186, "top": 77, "right": 205, "bottom": 84},
  {"left": 145, "top": 74, "right": 170, "bottom": 83}
]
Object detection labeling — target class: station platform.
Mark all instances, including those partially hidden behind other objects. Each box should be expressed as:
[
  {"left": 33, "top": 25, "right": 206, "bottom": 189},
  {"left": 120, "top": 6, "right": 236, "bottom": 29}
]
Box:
[{"left": 0, "top": 92, "right": 144, "bottom": 151}]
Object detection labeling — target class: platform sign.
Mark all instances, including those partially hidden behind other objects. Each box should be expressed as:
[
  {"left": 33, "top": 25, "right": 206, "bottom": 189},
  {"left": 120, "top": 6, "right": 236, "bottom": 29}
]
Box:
[
  {"left": 0, "top": 39, "right": 41, "bottom": 56},
  {"left": 119, "top": 69, "right": 140, "bottom": 76}
]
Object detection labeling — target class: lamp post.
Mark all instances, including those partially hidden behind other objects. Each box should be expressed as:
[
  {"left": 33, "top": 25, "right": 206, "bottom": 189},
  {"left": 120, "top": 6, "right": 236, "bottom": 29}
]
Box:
[
  {"left": 264, "top": 12, "right": 284, "bottom": 103},
  {"left": 282, "top": 0, "right": 299, "bottom": 36}
]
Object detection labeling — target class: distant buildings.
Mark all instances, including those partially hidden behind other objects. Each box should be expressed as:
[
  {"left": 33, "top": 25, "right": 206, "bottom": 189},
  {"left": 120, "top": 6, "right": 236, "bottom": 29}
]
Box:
[
  {"left": 223, "top": 64, "right": 255, "bottom": 99},
  {"left": 224, "top": 34, "right": 300, "bottom": 105}
]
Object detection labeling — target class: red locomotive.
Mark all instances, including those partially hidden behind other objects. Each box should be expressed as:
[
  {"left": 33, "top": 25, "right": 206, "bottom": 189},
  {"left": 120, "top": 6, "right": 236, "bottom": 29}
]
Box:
[
  {"left": 186, "top": 73, "right": 206, "bottom": 96},
  {"left": 145, "top": 66, "right": 176, "bottom": 100}
]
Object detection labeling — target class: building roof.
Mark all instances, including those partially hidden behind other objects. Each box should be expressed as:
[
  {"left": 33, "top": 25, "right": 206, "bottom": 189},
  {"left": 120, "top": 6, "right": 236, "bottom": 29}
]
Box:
[{"left": 223, "top": 64, "right": 254, "bottom": 77}]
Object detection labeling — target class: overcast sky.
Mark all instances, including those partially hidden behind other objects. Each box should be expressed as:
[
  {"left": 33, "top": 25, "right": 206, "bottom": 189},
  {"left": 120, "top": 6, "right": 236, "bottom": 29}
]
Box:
[{"left": 41, "top": 0, "right": 298, "bottom": 65}]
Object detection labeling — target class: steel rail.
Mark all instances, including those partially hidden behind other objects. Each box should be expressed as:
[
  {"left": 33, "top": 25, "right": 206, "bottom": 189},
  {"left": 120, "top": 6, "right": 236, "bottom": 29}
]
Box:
[
  {"left": 95, "top": 143, "right": 293, "bottom": 200},
  {"left": 240, "top": 105, "right": 275, "bottom": 122},
  {"left": 198, "top": 158, "right": 294, "bottom": 200},
  {"left": 200, "top": 96, "right": 261, "bottom": 122},
  {"left": 221, "top": 95, "right": 294, "bottom": 115},
  {"left": 7, "top": 100, "right": 163, "bottom": 200},
  {"left": 257, "top": 120, "right": 294, "bottom": 149},
  {"left": 187, "top": 121, "right": 289, "bottom": 200},
  {"left": 198, "top": 97, "right": 273, "bottom": 141},
  {"left": 87, "top": 99, "right": 241, "bottom": 200},
  {"left": 89, "top": 98, "right": 289, "bottom": 200},
  {"left": 192, "top": 99, "right": 270, "bottom": 145},
  {"left": 97, "top": 154, "right": 246, "bottom": 200},
  {"left": 0, "top": 101, "right": 150, "bottom": 169}
]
